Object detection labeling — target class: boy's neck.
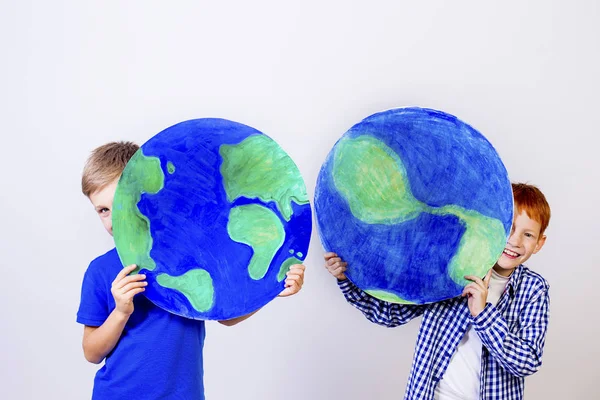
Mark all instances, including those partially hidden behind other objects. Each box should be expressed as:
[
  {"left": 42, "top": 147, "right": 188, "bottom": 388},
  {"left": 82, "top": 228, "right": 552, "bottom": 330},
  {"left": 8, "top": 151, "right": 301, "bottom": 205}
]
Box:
[{"left": 492, "top": 263, "right": 516, "bottom": 278}]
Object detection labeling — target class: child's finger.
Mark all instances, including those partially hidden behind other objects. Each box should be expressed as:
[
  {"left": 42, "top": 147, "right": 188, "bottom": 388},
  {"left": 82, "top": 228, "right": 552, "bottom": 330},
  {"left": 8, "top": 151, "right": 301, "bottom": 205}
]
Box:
[
  {"left": 332, "top": 268, "right": 346, "bottom": 278},
  {"left": 326, "top": 257, "right": 342, "bottom": 266},
  {"left": 285, "top": 274, "right": 303, "bottom": 285},
  {"left": 483, "top": 269, "right": 493, "bottom": 285},
  {"left": 334, "top": 266, "right": 347, "bottom": 274},
  {"left": 285, "top": 278, "right": 299, "bottom": 288},
  {"left": 121, "top": 281, "right": 148, "bottom": 293},
  {"left": 332, "top": 261, "right": 347, "bottom": 271},
  {"left": 462, "top": 286, "right": 477, "bottom": 297},
  {"left": 124, "top": 287, "right": 145, "bottom": 299},
  {"left": 463, "top": 282, "right": 482, "bottom": 294},
  {"left": 282, "top": 281, "right": 299, "bottom": 295},
  {"left": 115, "top": 274, "right": 146, "bottom": 289},
  {"left": 112, "top": 264, "right": 138, "bottom": 284},
  {"left": 288, "top": 265, "right": 305, "bottom": 274},
  {"left": 324, "top": 252, "right": 337, "bottom": 261},
  {"left": 464, "top": 275, "right": 485, "bottom": 290},
  {"left": 325, "top": 263, "right": 338, "bottom": 273}
]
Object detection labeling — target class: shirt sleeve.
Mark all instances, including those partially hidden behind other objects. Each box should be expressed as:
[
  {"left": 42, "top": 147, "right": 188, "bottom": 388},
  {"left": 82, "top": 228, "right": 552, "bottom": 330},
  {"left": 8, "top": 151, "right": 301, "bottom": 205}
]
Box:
[
  {"left": 338, "top": 279, "right": 426, "bottom": 327},
  {"left": 471, "top": 285, "right": 550, "bottom": 377},
  {"left": 76, "top": 263, "right": 110, "bottom": 327}
]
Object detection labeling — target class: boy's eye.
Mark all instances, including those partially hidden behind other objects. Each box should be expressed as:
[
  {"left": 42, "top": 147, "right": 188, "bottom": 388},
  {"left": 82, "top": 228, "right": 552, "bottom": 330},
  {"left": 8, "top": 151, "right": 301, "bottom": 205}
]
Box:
[
  {"left": 524, "top": 232, "right": 535, "bottom": 238},
  {"left": 98, "top": 208, "right": 110, "bottom": 214}
]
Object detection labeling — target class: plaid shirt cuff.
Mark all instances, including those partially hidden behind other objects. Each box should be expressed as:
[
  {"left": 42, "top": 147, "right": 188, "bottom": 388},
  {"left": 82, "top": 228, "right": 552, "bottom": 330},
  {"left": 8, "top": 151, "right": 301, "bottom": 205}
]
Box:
[
  {"left": 471, "top": 303, "right": 501, "bottom": 330},
  {"left": 471, "top": 303, "right": 510, "bottom": 349},
  {"left": 337, "top": 278, "right": 354, "bottom": 293},
  {"left": 337, "top": 279, "right": 365, "bottom": 303}
]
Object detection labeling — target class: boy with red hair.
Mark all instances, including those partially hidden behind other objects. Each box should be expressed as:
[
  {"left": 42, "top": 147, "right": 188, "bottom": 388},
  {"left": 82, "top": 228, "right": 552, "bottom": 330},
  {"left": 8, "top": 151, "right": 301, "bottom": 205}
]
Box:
[{"left": 325, "top": 182, "right": 551, "bottom": 400}]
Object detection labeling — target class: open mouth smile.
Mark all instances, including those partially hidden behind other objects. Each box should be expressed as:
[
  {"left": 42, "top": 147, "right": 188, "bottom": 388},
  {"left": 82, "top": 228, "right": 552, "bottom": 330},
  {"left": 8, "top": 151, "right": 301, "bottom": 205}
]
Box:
[{"left": 503, "top": 248, "right": 521, "bottom": 259}]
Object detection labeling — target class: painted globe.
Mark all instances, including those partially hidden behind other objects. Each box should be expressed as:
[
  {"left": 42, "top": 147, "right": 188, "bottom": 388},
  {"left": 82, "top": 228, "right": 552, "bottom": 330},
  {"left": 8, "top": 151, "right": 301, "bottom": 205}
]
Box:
[
  {"left": 315, "top": 107, "right": 512, "bottom": 304},
  {"left": 112, "top": 118, "right": 312, "bottom": 319}
]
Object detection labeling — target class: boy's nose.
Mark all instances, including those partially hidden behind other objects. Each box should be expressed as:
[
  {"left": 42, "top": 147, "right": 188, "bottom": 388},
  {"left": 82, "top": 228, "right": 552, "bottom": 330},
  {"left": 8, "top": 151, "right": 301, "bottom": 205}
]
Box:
[{"left": 508, "top": 233, "right": 522, "bottom": 248}]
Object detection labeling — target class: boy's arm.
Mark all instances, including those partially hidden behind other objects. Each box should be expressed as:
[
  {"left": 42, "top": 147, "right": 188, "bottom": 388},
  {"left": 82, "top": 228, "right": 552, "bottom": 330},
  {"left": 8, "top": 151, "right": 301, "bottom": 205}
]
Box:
[
  {"left": 472, "top": 284, "right": 550, "bottom": 377},
  {"left": 218, "top": 263, "right": 305, "bottom": 326},
  {"left": 325, "top": 252, "right": 425, "bottom": 327},
  {"left": 218, "top": 309, "right": 260, "bottom": 326},
  {"left": 81, "top": 265, "right": 147, "bottom": 364},
  {"left": 83, "top": 310, "right": 132, "bottom": 363},
  {"left": 338, "top": 279, "right": 426, "bottom": 327}
]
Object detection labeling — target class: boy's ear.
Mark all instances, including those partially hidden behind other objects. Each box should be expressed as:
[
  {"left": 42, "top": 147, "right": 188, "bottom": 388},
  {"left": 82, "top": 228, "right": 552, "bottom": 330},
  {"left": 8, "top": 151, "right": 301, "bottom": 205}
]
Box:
[{"left": 533, "top": 235, "right": 547, "bottom": 254}]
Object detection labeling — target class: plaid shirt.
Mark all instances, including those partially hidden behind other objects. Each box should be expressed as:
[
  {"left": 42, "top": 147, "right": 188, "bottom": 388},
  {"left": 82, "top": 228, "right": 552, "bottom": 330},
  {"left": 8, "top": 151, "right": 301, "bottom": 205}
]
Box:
[{"left": 338, "top": 264, "right": 550, "bottom": 400}]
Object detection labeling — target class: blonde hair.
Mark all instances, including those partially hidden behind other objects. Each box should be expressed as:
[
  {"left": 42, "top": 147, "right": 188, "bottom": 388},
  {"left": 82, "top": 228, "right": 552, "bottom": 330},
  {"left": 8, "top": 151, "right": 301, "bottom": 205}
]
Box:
[{"left": 82, "top": 141, "right": 139, "bottom": 197}]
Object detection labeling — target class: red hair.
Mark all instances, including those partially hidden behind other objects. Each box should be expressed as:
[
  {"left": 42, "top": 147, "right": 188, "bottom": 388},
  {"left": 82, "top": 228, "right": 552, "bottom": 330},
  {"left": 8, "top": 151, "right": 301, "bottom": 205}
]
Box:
[{"left": 512, "top": 183, "right": 551, "bottom": 235}]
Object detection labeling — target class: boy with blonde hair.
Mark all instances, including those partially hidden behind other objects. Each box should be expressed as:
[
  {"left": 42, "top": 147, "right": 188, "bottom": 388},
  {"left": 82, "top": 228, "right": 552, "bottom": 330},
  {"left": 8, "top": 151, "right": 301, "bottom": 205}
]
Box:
[{"left": 78, "top": 141, "right": 305, "bottom": 399}]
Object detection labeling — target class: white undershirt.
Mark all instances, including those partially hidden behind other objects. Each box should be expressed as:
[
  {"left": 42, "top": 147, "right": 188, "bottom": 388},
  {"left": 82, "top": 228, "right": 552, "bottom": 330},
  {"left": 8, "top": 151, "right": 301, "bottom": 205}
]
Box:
[{"left": 434, "top": 269, "right": 509, "bottom": 400}]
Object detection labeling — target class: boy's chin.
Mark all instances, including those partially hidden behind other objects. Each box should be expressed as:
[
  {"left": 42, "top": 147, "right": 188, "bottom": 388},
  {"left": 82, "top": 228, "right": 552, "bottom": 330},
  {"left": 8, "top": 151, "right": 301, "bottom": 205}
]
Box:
[{"left": 493, "top": 259, "right": 518, "bottom": 276}]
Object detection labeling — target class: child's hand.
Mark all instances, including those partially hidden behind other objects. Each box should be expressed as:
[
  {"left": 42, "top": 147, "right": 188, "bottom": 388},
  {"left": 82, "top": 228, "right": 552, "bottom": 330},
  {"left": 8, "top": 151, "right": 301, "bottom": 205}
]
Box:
[
  {"left": 462, "top": 269, "right": 493, "bottom": 317},
  {"left": 111, "top": 264, "right": 147, "bottom": 317},
  {"left": 279, "top": 264, "right": 305, "bottom": 297},
  {"left": 324, "top": 252, "right": 348, "bottom": 280}
]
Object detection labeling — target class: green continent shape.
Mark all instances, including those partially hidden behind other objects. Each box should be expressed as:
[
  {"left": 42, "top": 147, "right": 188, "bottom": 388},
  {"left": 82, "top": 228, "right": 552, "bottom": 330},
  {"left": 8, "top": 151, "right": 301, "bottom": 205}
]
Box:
[
  {"left": 112, "top": 150, "right": 164, "bottom": 272},
  {"left": 219, "top": 134, "right": 309, "bottom": 221},
  {"left": 227, "top": 204, "right": 285, "bottom": 280},
  {"left": 167, "top": 161, "right": 175, "bottom": 174},
  {"left": 278, "top": 257, "right": 303, "bottom": 282},
  {"left": 364, "top": 289, "right": 416, "bottom": 304},
  {"left": 156, "top": 269, "right": 214, "bottom": 312},
  {"left": 433, "top": 206, "right": 507, "bottom": 285},
  {"left": 332, "top": 135, "right": 426, "bottom": 224}
]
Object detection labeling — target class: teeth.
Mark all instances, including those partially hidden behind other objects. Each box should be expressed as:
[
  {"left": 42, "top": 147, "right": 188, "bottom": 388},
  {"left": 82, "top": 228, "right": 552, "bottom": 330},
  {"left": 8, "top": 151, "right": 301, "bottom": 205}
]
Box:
[{"left": 504, "top": 249, "right": 519, "bottom": 257}]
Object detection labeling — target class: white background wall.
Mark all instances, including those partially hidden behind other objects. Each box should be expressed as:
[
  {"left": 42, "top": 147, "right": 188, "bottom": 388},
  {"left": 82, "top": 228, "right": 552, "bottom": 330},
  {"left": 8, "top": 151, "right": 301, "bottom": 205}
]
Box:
[{"left": 1, "top": 1, "right": 599, "bottom": 399}]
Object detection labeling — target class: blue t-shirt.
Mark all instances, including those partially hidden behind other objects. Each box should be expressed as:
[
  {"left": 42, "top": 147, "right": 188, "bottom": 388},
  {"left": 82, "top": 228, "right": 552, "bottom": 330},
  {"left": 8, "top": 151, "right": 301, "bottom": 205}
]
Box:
[{"left": 77, "top": 248, "right": 206, "bottom": 400}]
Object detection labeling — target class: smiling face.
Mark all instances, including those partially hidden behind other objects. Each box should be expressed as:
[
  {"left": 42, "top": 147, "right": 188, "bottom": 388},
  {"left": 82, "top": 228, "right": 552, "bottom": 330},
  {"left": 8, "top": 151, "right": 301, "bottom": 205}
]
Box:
[
  {"left": 88, "top": 179, "right": 119, "bottom": 236},
  {"left": 494, "top": 209, "right": 546, "bottom": 276}
]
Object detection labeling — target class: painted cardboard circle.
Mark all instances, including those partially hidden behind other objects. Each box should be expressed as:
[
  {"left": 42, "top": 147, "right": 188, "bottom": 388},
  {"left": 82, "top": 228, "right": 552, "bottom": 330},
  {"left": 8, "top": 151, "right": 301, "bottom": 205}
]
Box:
[
  {"left": 112, "top": 118, "right": 312, "bottom": 319},
  {"left": 315, "top": 107, "right": 513, "bottom": 304}
]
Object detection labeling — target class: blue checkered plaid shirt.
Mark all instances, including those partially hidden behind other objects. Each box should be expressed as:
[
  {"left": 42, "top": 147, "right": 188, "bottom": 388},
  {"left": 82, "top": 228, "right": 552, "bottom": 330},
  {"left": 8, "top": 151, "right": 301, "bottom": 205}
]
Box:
[{"left": 338, "top": 264, "right": 550, "bottom": 400}]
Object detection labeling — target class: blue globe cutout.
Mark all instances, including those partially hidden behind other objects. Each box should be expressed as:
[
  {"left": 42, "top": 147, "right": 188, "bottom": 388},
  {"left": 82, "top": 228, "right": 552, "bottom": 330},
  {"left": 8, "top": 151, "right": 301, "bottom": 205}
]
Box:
[
  {"left": 314, "top": 107, "right": 513, "bottom": 304},
  {"left": 112, "top": 118, "right": 312, "bottom": 320}
]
